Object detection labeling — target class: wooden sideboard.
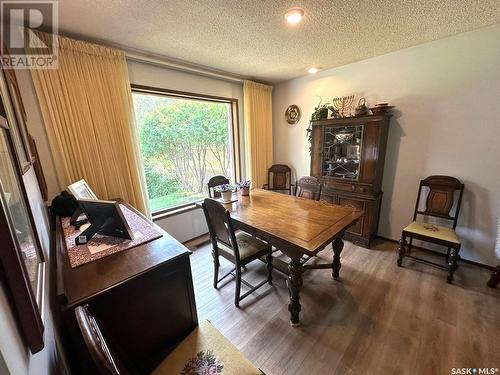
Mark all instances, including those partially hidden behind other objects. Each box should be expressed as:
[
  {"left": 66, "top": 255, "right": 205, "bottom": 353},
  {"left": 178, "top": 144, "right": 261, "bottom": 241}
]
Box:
[
  {"left": 310, "top": 115, "right": 391, "bottom": 248},
  {"left": 53, "top": 204, "right": 198, "bottom": 374}
]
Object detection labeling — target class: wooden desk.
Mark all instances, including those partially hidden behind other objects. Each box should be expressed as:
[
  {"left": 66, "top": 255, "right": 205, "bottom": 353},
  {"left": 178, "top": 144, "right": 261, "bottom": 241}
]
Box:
[
  {"left": 216, "top": 189, "right": 363, "bottom": 326},
  {"left": 54, "top": 204, "right": 198, "bottom": 374}
]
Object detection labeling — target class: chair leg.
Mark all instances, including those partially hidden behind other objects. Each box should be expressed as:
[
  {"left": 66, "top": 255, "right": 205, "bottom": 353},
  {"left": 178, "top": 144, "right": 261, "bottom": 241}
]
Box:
[
  {"left": 487, "top": 266, "right": 500, "bottom": 288},
  {"left": 397, "top": 237, "right": 407, "bottom": 266},
  {"left": 266, "top": 251, "right": 273, "bottom": 285},
  {"left": 446, "top": 247, "right": 452, "bottom": 263},
  {"left": 234, "top": 266, "right": 242, "bottom": 307},
  {"left": 447, "top": 247, "right": 459, "bottom": 283},
  {"left": 408, "top": 238, "right": 413, "bottom": 254},
  {"left": 212, "top": 250, "right": 219, "bottom": 289}
]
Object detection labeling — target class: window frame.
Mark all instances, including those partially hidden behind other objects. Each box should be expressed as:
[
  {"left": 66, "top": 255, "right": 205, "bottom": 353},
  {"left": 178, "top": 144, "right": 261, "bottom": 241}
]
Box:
[{"left": 131, "top": 84, "right": 241, "bottom": 217}]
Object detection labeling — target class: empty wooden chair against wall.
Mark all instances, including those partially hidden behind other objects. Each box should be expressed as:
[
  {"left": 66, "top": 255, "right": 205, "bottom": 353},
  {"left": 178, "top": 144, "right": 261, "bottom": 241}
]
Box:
[
  {"left": 397, "top": 175, "right": 465, "bottom": 283},
  {"left": 262, "top": 164, "right": 293, "bottom": 195}
]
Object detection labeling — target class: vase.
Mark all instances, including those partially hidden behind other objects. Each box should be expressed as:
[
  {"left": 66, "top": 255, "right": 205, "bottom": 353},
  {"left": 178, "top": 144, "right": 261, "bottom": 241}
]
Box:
[
  {"left": 240, "top": 187, "right": 250, "bottom": 196},
  {"left": 221, "top": 191, "right": 232, "bottom": 202}
]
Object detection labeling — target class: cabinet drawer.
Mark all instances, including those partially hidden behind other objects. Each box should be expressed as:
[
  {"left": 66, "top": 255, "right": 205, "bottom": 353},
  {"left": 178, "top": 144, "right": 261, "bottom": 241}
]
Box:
[
  {"left": 323, "top": 181, "right": 356, "bottom": 192},
  {"left": 338, "top": 197, "right": 365, "bottom": 235},
  {"left": 354, "top": 185, "right": 372, "bottom": 194},
  {"left": 323, "top": 180, "right": 372, "bottom": 195}
]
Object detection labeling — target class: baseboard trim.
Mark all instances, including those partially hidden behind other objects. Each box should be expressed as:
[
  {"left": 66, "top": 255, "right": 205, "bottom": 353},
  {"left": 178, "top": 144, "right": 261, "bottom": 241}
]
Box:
[
  {"left": 376, "top": 235, "right": 495, "bottom": 271},
  {"left": 183, "top": 232, "right": 210, "bottom": 249}
]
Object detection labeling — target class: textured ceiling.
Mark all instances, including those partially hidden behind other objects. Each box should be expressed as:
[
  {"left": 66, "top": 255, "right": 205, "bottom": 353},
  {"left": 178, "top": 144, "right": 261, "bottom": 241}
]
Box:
[{"left": 56, "top": 0, "right": 500, "bottom": 82}]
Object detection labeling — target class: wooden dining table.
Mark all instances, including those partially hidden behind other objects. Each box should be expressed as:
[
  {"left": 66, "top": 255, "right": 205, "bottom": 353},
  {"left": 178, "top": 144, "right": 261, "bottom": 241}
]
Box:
[{"left": 215, "top": 189, "right": 364, "bottom": 326}]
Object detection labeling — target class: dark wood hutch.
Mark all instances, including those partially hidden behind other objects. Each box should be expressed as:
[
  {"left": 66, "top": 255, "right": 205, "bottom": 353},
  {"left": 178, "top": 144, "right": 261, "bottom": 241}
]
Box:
[{"left": 310, "top": 114, "right": 391, "bottom": 248}]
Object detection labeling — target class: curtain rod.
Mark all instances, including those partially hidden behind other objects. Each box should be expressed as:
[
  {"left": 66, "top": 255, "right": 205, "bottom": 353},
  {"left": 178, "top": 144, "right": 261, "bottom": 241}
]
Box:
[{"left": 125, "top": 50, "right": 245, "bottom": 84}]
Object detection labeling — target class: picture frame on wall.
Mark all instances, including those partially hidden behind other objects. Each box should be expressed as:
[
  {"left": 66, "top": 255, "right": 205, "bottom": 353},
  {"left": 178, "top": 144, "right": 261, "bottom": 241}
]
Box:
[
  {"left": 0, "top": 68, "right": 33, "bottom": 174},
  {"left": 0, "top": 114, "right": 45, "bottom": 354}
]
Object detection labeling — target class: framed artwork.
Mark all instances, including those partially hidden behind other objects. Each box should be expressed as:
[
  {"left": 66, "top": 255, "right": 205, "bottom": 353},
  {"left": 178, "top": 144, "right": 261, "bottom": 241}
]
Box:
[
  {"left": 0, "top": 114, "right": 45, "bottom": 353},
  {"left": 0, "top": 68, "right": 33, "bottom": 174}
]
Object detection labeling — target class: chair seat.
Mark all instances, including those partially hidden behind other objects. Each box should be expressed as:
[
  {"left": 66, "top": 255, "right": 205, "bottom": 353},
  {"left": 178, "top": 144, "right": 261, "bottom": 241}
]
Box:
[
  {"left": 403, "top": 221, "right": 460, "bottom": 245},
  {"left": 151, "top": 320, "right": 261, "bottom": 375},
  {"left": 218, "top": 232, "right": 270, "bottom": 260}
]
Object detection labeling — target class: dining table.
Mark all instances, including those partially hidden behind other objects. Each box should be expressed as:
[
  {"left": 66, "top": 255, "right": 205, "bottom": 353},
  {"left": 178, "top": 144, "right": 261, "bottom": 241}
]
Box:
[{"left": 212, "top": 188, "right": 364, "bottom": 326}]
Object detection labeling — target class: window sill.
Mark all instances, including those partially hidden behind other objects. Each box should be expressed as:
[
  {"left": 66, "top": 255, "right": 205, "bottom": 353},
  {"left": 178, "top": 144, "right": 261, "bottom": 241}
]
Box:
[{"left": 152, "top": 203, "right": 201, "bottom": 221}]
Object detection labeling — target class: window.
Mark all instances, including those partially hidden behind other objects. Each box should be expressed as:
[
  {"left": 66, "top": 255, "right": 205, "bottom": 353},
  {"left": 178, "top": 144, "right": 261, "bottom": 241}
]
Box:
[{"left": 132, "top": 86, "right": 240, "bottom": 214}]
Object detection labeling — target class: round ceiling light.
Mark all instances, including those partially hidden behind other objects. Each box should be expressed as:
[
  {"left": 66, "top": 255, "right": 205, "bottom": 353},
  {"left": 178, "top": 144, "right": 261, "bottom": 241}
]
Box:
[
  {"left": 285, "top": 8, "right": 304, "bottom": 24},
  {"left": 308, "top": 67, "right": 319, "bottom": 74}
]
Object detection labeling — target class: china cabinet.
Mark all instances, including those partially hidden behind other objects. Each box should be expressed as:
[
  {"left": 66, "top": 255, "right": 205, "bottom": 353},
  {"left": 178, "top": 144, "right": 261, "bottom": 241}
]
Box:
[{"left": 310, "top": 114, "right": 391, "bottom": 248}]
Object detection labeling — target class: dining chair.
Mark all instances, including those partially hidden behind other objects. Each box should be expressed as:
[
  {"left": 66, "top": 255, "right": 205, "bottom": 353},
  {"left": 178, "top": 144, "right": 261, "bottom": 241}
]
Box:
[
  {"left": 75, "top": 305, "right": 263, "bottom": 375},
  {"left": 262, "top": 164, "right": 293, "bottom": 195},
  {"left": 207, "top": 175, "right": 230, "bottom": 198},
  {"left": 397, "top": 175, "right": 464, "bottom": 283},
  {"left": 201, "top": 198, "right": 273, "bottom": 307},
  {"left": 295, "top": 176, "right": 322, "bottom": 200}
]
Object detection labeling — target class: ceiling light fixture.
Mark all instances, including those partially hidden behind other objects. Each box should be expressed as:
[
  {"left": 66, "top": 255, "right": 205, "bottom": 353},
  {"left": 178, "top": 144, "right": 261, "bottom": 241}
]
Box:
[
  {"left": 285, "top": 7, "right": 304, "bottom": 24},
  {"left": 308, "top": 67, "right": 319, "bottom": 74}
]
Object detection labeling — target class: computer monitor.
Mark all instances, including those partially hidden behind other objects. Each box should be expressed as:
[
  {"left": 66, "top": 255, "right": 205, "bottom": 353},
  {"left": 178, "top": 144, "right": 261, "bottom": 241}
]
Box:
[
  {"left": 68, "top": 179, "right": 98, "bottom": 200},
  {"left": 75, "top": 199, "right": 134, "bottom": 245}
]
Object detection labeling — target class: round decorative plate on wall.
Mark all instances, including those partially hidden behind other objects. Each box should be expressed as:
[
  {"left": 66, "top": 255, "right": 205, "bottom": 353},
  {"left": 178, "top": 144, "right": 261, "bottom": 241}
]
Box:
[{"left": 285, "top": 104, "right": 301, "bottom": 124}]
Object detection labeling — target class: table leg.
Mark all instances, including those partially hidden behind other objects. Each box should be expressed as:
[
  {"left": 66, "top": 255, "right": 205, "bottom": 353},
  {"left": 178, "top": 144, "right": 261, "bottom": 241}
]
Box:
[
  {"left": 332, "top": 237, "right": 344, "bottom": 279},
  {"left": 287, "top": 257, "right": 303, "bottom": 327},
  {"left": 487, "top": 266, "right": 500, "bottom": 288}
]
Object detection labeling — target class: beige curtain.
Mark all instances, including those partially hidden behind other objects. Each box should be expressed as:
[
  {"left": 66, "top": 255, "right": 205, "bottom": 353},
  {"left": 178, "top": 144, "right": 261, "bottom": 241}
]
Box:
[
  {"left": 29, "top": 33, "right": 149, "bottom": 215},
  {"left": 243, "top": 80, "right": 273, "bottom": 189}
]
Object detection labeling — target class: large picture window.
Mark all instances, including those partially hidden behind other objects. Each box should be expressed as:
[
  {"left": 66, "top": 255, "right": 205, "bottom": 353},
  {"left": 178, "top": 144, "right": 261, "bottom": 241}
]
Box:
[{"left": 132, "top": 86, "right": 240, "bottom": 214}]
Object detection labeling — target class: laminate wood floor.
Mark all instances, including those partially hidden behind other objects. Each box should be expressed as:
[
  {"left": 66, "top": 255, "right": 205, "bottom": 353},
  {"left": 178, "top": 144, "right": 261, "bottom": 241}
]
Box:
[{"left": 186, "top": 238, "right": 500, "bottom": 375}]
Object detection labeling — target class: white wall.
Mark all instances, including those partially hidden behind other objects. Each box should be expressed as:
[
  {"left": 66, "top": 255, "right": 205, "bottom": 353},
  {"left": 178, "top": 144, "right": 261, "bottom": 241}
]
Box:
[{"left": 273, "top": 23, "right": 500, "bottom": 265}]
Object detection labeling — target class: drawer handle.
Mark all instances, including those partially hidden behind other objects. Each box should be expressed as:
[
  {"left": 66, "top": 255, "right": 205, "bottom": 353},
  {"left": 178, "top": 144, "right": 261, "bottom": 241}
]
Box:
[{"left": 351, "top": 185, "right": 356, "bottom": 191}]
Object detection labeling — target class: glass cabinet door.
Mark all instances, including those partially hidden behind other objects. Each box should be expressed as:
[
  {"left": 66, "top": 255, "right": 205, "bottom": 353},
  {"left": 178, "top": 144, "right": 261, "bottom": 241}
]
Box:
[{"left": 323, "top": 125, "right": 363, "bottom": 180}]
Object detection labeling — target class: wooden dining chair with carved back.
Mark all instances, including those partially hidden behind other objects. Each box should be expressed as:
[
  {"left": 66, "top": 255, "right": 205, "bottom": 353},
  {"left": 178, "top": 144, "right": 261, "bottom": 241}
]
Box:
[
  {"left": 397, "top": 175, "right": 465, "bottom": 283},
  {"left": 201, "top": 198, "right": 274, "bottom": 307},
  {"left": 295, "top": 176, "right": 322, "bottom": 201},
  {"left": 75, "top": 305, "right": 264, "bottom": 375},
  {"left": 262, "top": 164, "right": 293, "bottom": 195},
  {"left": 207, "top": 175, "right": 230, "bottom": 198}
]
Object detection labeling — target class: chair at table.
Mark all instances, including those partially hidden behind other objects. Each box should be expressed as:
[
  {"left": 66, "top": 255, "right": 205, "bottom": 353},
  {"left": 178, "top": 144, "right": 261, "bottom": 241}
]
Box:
[
  {"left": 262, "top": 164, "right": 293, "bottom": 195},
  {"left": 207, "top": 175, "right": 230, "bottom": 198},
  {"left": 397, "top": 175, "right": 465, "bottom": 283},
  {"left": 75, "top": 305, "right": 263, "bottom": 375},
  {"left": 295, "top": 176, "right": 321, "bottom": 200},
  {"left": 201, "top": 198, "right": 273, "bottom": 307}
]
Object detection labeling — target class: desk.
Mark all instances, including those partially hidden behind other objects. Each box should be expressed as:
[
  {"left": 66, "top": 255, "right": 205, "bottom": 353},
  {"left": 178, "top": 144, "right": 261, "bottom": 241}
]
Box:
[
  {"left": 209, "top": 189, "right": 363, "bottom": 326},
  {"left": 54, "top": 203, "right": 197, "bottom": 374}
]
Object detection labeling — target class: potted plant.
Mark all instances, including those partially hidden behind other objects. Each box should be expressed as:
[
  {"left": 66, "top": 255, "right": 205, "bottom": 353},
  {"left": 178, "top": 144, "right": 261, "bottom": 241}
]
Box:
[
  {"left": 214, "top": 184, "right": 234, "bottom": 202},
  {"left": 236, "top": 180, "right": 251, "bottom": 196}
]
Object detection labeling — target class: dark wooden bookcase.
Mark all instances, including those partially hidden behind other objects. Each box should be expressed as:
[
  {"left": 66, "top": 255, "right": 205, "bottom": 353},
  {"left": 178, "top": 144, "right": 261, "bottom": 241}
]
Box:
[{"left": 310, "top": 114, "right": 391, "bottom": 248}]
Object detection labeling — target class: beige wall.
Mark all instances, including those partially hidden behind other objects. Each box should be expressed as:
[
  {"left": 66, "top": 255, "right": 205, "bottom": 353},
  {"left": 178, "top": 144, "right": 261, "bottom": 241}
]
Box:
[{"left": 273, "top": 23, "right": 500, "bottom": 265}]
